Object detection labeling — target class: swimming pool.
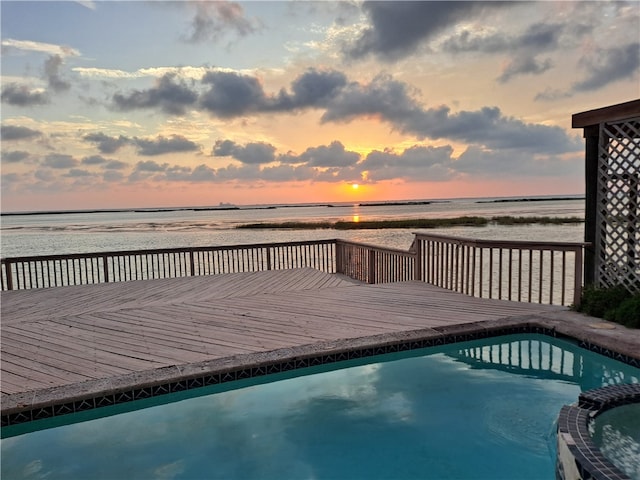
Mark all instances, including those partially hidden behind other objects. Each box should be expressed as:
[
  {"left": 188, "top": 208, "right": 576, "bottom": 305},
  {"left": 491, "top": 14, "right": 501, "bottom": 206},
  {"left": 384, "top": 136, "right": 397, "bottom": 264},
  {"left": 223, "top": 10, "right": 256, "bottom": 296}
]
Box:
[{"left": 2, "top": 334, "right": 639, "bottom": 479}]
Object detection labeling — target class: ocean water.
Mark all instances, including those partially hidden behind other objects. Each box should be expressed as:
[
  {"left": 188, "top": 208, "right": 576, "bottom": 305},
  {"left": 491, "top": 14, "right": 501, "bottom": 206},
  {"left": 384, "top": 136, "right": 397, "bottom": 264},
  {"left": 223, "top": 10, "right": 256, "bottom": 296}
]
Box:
[{"left": 0, "top": 196, "right": 585, "bottom": 258}]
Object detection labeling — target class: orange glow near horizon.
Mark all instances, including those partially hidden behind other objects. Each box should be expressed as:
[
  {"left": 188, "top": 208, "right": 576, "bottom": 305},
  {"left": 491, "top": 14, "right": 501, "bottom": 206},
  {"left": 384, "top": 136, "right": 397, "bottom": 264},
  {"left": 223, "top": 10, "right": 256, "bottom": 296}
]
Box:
[{"left": 0, "top": 176, "right": 585, "bottom": 213}]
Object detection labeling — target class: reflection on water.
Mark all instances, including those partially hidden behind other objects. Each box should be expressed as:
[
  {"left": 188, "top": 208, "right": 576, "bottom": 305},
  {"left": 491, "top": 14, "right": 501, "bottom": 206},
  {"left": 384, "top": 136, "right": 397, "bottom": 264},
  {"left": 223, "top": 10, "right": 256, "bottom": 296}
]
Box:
[
  {"left": 590, "top": 404, "right": 640, "bottom": 479},
  {"left": 447, "top": 338, "right": 638, "bottom": 391},
  {"left": 2, "top": 334, "right": 638, "bottom": 480}
]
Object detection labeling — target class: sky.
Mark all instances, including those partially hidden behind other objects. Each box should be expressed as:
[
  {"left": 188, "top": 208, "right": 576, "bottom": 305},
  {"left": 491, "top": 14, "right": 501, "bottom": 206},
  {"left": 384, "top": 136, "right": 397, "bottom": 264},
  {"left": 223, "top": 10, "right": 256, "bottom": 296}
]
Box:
[{"left": 1, "top": 1, "right": 639, "bottom": 212}]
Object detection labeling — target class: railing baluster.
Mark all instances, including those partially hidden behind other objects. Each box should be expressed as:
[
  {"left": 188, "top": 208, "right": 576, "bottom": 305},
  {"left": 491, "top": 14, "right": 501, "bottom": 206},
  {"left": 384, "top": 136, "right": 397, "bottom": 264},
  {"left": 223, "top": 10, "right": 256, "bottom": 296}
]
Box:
[
  {"left": 549, "top": 251, "right": 555, "bottom": 305},
  {"left": 489, "top": 248, "right": 494, "bottom": 299},
  {"left": 561, "top": 251, "right": 566, "bottom": 306},
  {"left": 538, "top": 250, "right": 544, "bottom": 304},
  {"left": 508, "top": 249, "right": 512, "bottom": 301},
  {"left": 518, "top": 249, "right": 522, "bottom": 302}
]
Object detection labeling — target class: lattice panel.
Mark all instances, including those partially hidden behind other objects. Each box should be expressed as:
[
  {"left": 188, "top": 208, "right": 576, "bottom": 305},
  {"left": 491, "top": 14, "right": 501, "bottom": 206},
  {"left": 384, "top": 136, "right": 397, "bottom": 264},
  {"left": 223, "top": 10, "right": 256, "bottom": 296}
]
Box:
[{"left": 595, "top": 118, "right": 640, "bottom": 293}]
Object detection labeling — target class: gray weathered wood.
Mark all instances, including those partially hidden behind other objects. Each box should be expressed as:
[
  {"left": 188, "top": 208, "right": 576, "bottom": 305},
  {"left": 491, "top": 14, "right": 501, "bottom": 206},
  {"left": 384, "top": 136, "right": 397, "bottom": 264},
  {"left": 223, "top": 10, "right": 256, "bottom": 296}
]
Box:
[{"left": 1, "top": 269, "right": 564, "bottom": 397}]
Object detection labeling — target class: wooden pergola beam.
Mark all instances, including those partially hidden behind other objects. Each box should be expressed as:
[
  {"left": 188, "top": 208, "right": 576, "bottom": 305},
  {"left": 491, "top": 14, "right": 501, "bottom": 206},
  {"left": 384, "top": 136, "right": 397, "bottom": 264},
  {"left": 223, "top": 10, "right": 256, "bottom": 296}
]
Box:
[{"left": 572, "top": 98, "right": 640, "bottom": 128}]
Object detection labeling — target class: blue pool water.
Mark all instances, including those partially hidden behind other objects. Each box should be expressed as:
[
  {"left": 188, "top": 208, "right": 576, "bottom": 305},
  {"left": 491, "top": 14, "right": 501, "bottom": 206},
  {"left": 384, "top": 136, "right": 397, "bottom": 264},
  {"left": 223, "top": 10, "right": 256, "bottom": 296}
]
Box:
[
  {"left": 591, "top": 403, "right": 640, "bottom": 479},
  {"left": 2, "top": 334, "right": 639, "bottom": 479}
]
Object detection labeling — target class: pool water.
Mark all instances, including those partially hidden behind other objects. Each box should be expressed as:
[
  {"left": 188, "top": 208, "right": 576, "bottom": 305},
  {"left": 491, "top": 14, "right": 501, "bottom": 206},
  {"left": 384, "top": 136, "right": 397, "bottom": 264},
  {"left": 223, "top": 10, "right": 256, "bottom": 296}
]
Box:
[
  {"left": 591, "top": 403, "right": 640, "bottom": 479},
  {"left": 2, "top": 334, "right": 639, "bottom": 480}
]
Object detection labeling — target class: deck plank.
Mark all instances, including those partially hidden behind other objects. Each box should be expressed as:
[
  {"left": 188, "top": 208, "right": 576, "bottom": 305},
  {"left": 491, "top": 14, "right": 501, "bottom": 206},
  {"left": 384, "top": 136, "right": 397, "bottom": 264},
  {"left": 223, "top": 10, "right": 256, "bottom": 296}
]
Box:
[{"left": 1, "top": 269, "right": 565, "bottom": 398}]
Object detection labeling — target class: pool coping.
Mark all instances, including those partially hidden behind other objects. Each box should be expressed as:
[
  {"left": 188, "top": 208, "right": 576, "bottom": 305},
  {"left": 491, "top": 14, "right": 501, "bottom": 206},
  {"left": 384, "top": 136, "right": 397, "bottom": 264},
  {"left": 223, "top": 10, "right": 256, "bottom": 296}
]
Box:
[
  {"left": 557, "top": 383, "right": 640, "bottom": 480},
  {"left": 2, "top": 312, "right": 639, "bottom": 428}
]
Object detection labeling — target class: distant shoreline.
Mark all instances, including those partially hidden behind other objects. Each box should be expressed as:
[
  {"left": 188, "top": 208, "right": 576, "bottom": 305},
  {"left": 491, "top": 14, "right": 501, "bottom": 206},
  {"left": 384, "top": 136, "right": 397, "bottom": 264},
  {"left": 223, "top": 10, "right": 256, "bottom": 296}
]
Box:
[
  {"left": 237, "top": 216, "right": 585, "bottom": 230},
  {"left": 476, "top": 196, "right": 585, "bottom": 204},
  {"left": 0, "top": 195, "right": 584, "bottom": 217}
]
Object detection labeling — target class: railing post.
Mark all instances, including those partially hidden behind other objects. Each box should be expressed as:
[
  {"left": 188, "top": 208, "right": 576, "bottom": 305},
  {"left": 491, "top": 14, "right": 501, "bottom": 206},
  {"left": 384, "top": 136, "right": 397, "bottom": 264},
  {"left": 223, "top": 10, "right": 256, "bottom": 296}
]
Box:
[
  {"left": 189, "top": 251, "right": 195, "bottom": 276},
  {"left": 335, "top": 241, "right": 343, "bottom": 274},
  {"left": 5, "top": 260, "right": 14, "bottom": 291},
  {"left": 102, "top": 255, "right": 109, "bottom": 283},
  {"left": 573, "top": 246, "right": 584, "bottom": 307},
  {"left": 368, "top": 249, "right": 376, "bottom": 284},
  {"left": 266, "top": 247, "right": 272, "bottom": 270},
  {"left": 414, "top": 237, "right": 423, "bottom": 281}
]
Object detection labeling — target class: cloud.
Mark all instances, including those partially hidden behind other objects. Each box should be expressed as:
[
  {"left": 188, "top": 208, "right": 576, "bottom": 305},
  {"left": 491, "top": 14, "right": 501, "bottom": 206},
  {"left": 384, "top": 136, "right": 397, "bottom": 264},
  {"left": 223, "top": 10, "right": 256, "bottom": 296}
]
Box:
[
  {"left": 44, "top": 55, "right": 71, "bottom": 92},
  {"left": 200, "top": 71, "right": 270, "bottom": 117},
  {"left": 83, "top": 132, "right": 131, "bottom": 154},
  {"left": 321, "top": 73, "right": 419, "bottom": 123},
  {"left": 321, "top": 74, "right": 579, "bottom": 154},
  {"left": 64, "top": 168, "right": 94, "bottom": 178},
  {"left": 535, "top": 41, "right": 639, "bottom": 100},
  {"left": 1, "top": 38, "right": 80, "bottom": 57},
  {"left": 572, "top": 42, "right": 640, "bottom": 92},
  {"left": 134, "top": 160, "right": 168, "bottom": 172},
  {"left": 74, "top": 66, "right": 216, "bottom": 80},
  {"left": 199, "top": 68, "right": 347, "bottom": 117},
  {"left": 453, "top": 145, "right": 581, "bottom": 178},
  {"left": 133, "top": 135, "right": 200, "bottom": 156},
  {"left": 104, "top": 159, "right": 129, "bottom": 170},
  {"left": 285, "top": 69, "right": 348, "bottom": 108},
  {"left": 344, "top": 1, "right": 502, "bottom": 61},
  {"left": 497, "top": 55, "right": 553, "bottom": 83},
  {"left": 105, "top": 69, "right": 580, "bottom": 155},
  {"left": 42, "top": 153, "right": 78, "bottom": 169},
  {"left": 1, "top": 125, "right": 43, "bottom": 141},
  {"left": 443, "top": 21, "right": 570, "bottom": 83},
  {"left": 533, "top": 88, "right": 572, "bottom": 103},
  {"left": 1, "top": 84, "right": 50, "bottom": 106},
  {"left": 189, "top": 164, "right": 216, "bottom": 181},
  {"left": 2, "top": 150, "right": 31, "bottom": 163},
  {"left": 81, "top": 155, "right": 107, "bottom": 165},
  {"left": 185, "top": 1, "right": 257, "bottom": 43},
  {"left": 212, "top": 139, "right": 276, "bottom": 164},
  {"left": 298, "top": 141, "right": 360, "bottom": 167},
  {"left": 517, "top": 22, "right": 564, "bottom": 51},
  {"left": 103, "top": 170, "right": 125, "bottom": 182},
  {"left": 83, "top": 132, "right": 200, "bottom": 157},
  {"left": 360, "top": 145, "right": 455, "bottom": 182},
  {"left": 80, "top": 155, "right": 129, "bottom": 170},
  {"left": 112, "top": 73, "right": 198, "bottom": 115},
  {"left": 203, "top": 68, "right": 345, "bottom": 116},
  {"left": 441, "top": 21, "right": 568, "bottom": 56},
  {"left": 75, "top": 1, "right": 96, "bottom": 10}
]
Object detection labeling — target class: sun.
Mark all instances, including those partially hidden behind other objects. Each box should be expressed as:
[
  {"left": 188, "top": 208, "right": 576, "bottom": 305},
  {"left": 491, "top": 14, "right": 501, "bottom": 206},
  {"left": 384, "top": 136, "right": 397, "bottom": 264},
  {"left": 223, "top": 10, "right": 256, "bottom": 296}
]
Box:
[{"left": 351, "top": 183, "right": 359, "bottom": 190}]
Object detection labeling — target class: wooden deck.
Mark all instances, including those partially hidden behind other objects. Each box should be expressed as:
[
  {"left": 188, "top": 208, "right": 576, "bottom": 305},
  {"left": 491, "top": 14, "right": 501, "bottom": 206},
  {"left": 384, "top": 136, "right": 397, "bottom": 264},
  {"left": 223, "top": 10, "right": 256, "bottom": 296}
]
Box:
[{"left": 1, "top": 268, "right": 569, "bottom": 400}]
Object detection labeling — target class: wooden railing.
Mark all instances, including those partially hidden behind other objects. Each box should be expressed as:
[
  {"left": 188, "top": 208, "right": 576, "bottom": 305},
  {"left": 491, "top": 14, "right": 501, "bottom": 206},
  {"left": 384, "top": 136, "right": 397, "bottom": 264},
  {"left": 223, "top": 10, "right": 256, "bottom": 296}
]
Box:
[
  {"left": 0, "top": 240, "right": 336, "bottom": 291},
  {"left": 1, "top": 235, "right": 588, "bottom": 307},
  {"left": 335, "top": 240, "right": 415, "bottom": 284},
  {"left": 413, "top": 233, "right": 588, "bottom": 307}
]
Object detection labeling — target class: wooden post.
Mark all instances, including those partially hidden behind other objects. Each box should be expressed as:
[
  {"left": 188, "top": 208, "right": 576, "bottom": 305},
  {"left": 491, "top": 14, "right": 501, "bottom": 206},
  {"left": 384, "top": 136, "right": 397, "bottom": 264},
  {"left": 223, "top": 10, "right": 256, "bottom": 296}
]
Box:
[
  {"left": 583, "top": 124, "right": 599, "bottom": 286},
  {"left": 102, "top": 255, "right": 109, "bottom": 283},
  {"left": 368, "top": 249, "right": 376, "bottom": 284},
  {"left": 573, "top": 246, "right": 584, "bottom": 308},
  {"left": 413, "top": 237, "right": 423, "bottom": 281},
  {"left": 5, "top": 260, "right": 14, "bottom": 291}
]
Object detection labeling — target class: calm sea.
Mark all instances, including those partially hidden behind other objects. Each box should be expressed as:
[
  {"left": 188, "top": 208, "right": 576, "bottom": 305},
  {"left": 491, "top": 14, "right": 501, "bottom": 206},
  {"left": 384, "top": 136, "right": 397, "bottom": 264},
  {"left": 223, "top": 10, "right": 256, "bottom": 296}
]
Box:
[{"left": 0, "top": 196, "right": 585, "bottom": 258}]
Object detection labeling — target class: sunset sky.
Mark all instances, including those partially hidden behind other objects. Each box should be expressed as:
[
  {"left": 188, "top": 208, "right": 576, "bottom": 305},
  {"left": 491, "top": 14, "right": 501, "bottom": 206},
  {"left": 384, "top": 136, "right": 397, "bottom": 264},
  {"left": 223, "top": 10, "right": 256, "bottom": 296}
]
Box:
[{"left": 1, "top": 1, "right": 638, "bottom": 212}]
